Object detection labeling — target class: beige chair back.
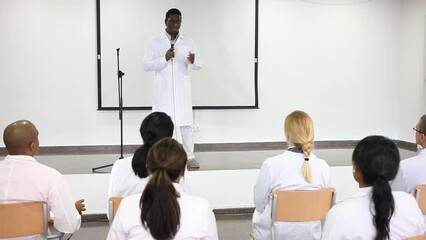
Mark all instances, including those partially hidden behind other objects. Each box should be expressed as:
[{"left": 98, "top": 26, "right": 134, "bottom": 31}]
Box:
[
  {"left": 414, "top": 185, "right": 426, "bottom": 214},
  {"left": 405, "top": 235, "right": 426, "bottom": 240},
  {"left": 0, "top": 201, "right": 48, "bottom": 239},
  {"left": 271, "top": 187, "right": 336, "bottom": 240},
  {"left": 109, "top": 196, "right": 123, "bottom": 225}
]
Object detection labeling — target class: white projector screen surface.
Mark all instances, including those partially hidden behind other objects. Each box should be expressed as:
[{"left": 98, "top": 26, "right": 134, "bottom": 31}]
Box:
[{"left": 98, "top": 0, "right": 258, "bottom": 109}]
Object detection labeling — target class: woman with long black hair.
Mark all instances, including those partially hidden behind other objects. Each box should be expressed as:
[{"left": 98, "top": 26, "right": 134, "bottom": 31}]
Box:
[
  {"left": 322, "top": 135, "right": 425, "bottom": 239},
  {"left": 108, "top": 112, "right": 194, "bottom": 200},
  {"left": 107, "top": 138, "right": 218, "bottom": 240}
]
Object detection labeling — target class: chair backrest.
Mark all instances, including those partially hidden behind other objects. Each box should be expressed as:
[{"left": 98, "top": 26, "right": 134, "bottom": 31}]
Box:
[
  {"left": 108, "top": 196, "right": 123, "bottom": 225},
  {"left": 0, "top": 201, "right": 48, "bottom": 239},
  {"left": 270, "top": 187, "right": 335, "bottom": 240},
  {"left": 405, "top": 235, "right": 426, "bottom": 240},
  {"left": 414, "top": 185, "right": 426, "bottom": 214},
  {"left": 271, "top": 187, "right": 336, "bottom": 222}
]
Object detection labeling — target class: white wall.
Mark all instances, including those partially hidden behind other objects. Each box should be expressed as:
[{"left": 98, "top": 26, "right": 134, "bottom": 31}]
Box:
[
  {"left": 397, "top": 0, "right": 426, "bottom": 142},
  {"left": 0, "top": 0, "right": 423, "bottom": 147},
  {"left": 65, "top": 166, "right": 358, "bottom": 213}
]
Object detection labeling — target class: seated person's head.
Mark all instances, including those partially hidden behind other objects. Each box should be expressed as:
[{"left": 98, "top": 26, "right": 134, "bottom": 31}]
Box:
[
  {"left": 132, "top": 112, "right": 174, "bottom": 178},
  {"left": 352, "top": 135, "right": 400, "bottom": 240},
  {"left": 3, "top": 120, "right": 39, "bottom": 156},
  {"left": 415, "top": 115, "right": 426, "bottom": 147},
  {"left": 141, "top": 137, "right": 187, "bottom": 240},
  {"left": 284, "top": 110, "right": 314, "bottom": 154},
  {"left": 352, "top": 135, "right": 400, "bottom": 186}
]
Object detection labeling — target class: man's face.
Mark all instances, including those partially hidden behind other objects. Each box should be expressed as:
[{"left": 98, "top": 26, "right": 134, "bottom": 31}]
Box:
[{"left": 165, "top": 14, "right": 181, "bottom": 34}]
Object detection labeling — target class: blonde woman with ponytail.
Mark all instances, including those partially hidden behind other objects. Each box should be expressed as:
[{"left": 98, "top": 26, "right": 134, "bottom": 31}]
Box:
[
  {"left": 252, "top": 110, "right": 330, "bottom": 240},
  {"left": 107, "top": 138, "right": 218, "bottom": 240}
]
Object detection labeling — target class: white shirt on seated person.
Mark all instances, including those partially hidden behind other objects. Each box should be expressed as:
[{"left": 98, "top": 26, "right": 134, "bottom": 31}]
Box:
[
  {"left": 107, "top": 183, "right": 218, "bottom": 240},
  {"left": 322, "top": 187, "right": 425, "bottom": 239},
  {"left": 0, "top": 155, "right": 81, "bottom": 239},
  {"left": 108, "top": 156, "right": 195, "bottom": 198}
]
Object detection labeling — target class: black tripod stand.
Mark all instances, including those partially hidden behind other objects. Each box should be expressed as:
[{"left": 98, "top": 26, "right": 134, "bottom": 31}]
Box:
[{"left": 92, "top": 48, "right": 125, "bottom": 172}]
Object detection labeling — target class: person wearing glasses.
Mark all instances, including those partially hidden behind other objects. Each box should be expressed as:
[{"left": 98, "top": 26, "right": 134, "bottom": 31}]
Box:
[{"left": 391, "top": 115, "right": 426, "bottom": 194}]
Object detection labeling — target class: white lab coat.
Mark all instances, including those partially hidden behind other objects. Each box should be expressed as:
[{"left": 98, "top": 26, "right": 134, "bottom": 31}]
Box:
[
  {"left": 107, "top": 183, "right": 218, "bottom": 240},
  {"left": 107, "top": 156, "right": 196, "bottom": 218},
  {"left": 143, "top": 31, "right": 201, "bottom": 126},
  {"left": 252, "top": 151, "right": 330, "bottom": 240},
  {"left": 322, "top": 187, "right": 426, "bottom": 240},
  {"left": 391, "top": 148, "right": 426, "bottom": 194},
  {"left": 0, "top": 155, "right": 81, "bottom": 238}
]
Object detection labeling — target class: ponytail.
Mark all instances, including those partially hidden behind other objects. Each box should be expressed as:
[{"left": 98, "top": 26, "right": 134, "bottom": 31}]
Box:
[
  {"left": 352, "top": 135, "right": 400, "bottom": 240},
  {"left": 132, "top": 146, "right": 149, "bottom": 178},
  {"left": 372, "top": 176, "right": 394, "bottom": 240},
  {"left": 301, "top": 141, "right": 313, "bottom": 183},
  {"left": 139, "top": 137, "right": 186, "bottom": 240},
  {"left": 284, "top": 110, "right": 315, "bottom": 184},
  {"left": 140, "top": 168, "right": 180, "bottom": 240}
]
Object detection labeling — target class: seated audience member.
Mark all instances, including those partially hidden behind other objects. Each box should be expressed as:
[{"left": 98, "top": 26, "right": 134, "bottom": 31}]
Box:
[
  {"left": 391, "top": 115, "right": 426, "bottom": 194},
  {"left": 252, "top": 110, "right": 330, "bottom": 240},
  {"left": 108, "top": 112, "right": 193, "bottom": 200},
  {"left": 0, "top": 120, "right": 84, "bottom": 237},
  {"left": 322, "top": 135, "right": 425, "bottom": 240},
  {"left": 107, "top": 138, "right": 218, "bottom": 240}
]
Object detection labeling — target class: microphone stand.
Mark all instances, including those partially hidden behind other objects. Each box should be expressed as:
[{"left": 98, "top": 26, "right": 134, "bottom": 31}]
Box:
[{"left": 92, "top": 48, "right": 125, "bottom": 172}]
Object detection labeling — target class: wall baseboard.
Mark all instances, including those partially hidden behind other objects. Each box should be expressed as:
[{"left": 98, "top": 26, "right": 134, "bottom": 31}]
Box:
[
  {"left": 0, "top": 140, "right": 417, "bottom": 156},
  {"left": 81, "top": 207, "right": 255, "bottom": 223}
]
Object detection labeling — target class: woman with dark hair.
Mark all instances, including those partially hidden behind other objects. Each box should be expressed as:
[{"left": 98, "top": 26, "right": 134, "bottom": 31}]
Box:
[
  {"left": 107, "top": 138, "right": 218, "bottom": 240},
  {"left": 108, "top": 112, "right": 193, "bottom": 201},
  {"left": 322, "top": 135, "right": 425, "bottom": 240}
]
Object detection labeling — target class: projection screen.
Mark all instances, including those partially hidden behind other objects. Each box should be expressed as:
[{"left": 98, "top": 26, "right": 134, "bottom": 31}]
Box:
[{"left": 97, "top": 0, "right": 258, "bottom": 110}]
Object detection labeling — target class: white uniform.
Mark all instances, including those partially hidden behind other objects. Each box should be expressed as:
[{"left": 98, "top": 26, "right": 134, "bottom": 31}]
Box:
[
  {"left": 0, "top": 155, "right": 81, "bottom": 239},
  {"left": 143, "top": 31, "right": 201, "bottom": 159},
  {"left": 143, "top": 30, "right": 201, "bottom": 126},
  {"left": 322, "top": 187, "right": 426, "bottom": 240},
  {"left": 391, "top": 148, "right": 426, "bottom": 194},
  {"left": 107, "top": 183, "right": 218, "bottom": 240},
  {"left": 108, "top": 156, "right": 195, "bottom": 197},
  {"left": 252, "top": 150, "right": 330, "bottom": 240}
]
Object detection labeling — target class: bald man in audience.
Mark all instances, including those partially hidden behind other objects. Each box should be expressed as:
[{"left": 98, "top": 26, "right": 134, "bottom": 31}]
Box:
[
  {"left": 0, "top": 120, "right": 85, "bottom": 237},
  {"left": 392, "top": 115, "right": 426, "bottom": 193}
]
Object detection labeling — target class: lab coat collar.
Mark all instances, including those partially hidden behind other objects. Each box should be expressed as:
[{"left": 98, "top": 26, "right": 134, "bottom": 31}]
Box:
[
  {"left": 353, "top": 186, "right": 373, "bottom": 198},
  {"left": 5, "top": 155, "right": 37, "bottom": 162}
]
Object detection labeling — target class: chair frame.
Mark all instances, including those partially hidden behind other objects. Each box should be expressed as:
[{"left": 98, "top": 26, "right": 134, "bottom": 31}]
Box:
[
  {"left": 108, "top": 196, "right": 123, "bottom": 225},
  {"left": 270, "top": 187, "right": 336, "bottom": 240}
]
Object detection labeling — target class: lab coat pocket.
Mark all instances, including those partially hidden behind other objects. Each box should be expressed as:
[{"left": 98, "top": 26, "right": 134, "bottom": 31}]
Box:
[{"left": 176, "top": 46, "right": 191, "bottom": 63}]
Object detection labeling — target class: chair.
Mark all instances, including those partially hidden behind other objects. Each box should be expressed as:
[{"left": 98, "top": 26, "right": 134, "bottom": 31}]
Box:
[
  {"left": 270, "top": 187, "right": 336, "bottom": 240},
  {"left": 414, "top": 185, "right": 426, "bottom": 214},
  {"left": 0, "top": 201, "right": 49, "bottom": 239},
  {"left": 405, "top": 236, "right": 426, "bottom": 240},
  {"left": 0, "top": 201, "right": 64, "bottom": 240},
  {"left": 108, "top": 196, "right": 123, "bottom": 225}
]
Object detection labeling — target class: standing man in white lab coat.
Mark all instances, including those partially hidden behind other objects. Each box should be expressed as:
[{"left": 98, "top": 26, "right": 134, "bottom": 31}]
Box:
[{"left": 143, "top": 8, "right": 201, "bottom": 169}]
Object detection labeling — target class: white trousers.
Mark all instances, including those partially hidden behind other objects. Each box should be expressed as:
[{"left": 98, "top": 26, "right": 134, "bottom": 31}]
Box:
[{"left": 175, "top": 125, "right": 194, "bottom": 159}]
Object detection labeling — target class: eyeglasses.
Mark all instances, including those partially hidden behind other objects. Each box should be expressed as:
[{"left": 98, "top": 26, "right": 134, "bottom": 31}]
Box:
[{"left": 413, "top": 127, "right": 424, "bottom": 134}]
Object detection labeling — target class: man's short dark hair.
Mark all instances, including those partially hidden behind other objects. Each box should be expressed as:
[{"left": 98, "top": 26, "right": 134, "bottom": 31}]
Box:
[{"left": 165, "top": 8, "right": 182, "bottom": 20}]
